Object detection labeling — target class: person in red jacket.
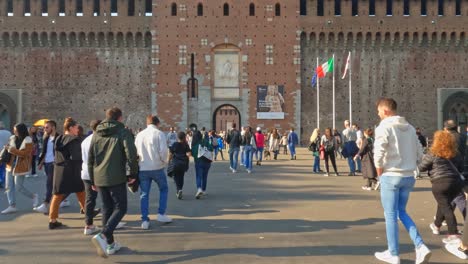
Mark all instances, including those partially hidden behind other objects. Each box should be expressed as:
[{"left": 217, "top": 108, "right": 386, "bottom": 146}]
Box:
[{"left": 254, "top": 127, "right": 265, "bottom": 166}]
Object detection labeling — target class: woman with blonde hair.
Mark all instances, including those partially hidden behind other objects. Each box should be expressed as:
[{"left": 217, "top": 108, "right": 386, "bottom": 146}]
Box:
[
  {"left": 418, "top": 130, "right": 464, "bottom": 244},
  {"left": 309, "top": 128, "right": 321, "bottom": 173}
]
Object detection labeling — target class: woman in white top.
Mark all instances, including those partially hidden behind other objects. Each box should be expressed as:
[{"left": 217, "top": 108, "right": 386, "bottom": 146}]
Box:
[
  {"left": 320, "top": 128, "right": 339, "bottom": 176},
  {"left": 269, "top": 129, "right": 280, "bottom": 160}
]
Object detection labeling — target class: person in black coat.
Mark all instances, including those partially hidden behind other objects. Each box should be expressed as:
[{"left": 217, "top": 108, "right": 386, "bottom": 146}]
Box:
[
  {"left": 418, "top": 130, "right": 464, "bottom": 243},
  {"left": 168, "top": 131, "right": 191, "bottom": 200},
  {"left": 356, "top": 128, "right": 378, "bottom": 191},
  {"left": 48, "top": 117, "right": 85, "bottom": 229}
]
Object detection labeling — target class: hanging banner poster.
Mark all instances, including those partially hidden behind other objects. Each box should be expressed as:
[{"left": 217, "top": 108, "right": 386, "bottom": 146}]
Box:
[{"left": 257, "top": 85, "right": 285, "bottom": 119}]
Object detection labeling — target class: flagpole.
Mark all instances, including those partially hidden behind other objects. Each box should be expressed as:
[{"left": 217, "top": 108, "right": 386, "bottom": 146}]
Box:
[
  {"left": 349, "top": 52, "right": 352, "bottom": 125},
  {"left": 316, "top": 57, "right": 320, "bottom": 129},
  {"left": 332, "top": 53, "right": 335, "bottom": 130}
]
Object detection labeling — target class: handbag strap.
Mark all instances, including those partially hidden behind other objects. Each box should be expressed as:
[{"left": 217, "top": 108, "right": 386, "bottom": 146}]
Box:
[{"left": 447, "top": 159, "right": 465, "bottom": 180}]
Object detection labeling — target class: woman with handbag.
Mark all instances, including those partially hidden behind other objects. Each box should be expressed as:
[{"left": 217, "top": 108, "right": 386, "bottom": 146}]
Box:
[
  {"left": 309, "top": 128, "right": 321, "bottom": 173},
  {"left": 168, "top": 131, "right": 191, "bottom": 200},
  {"left": 355, "top": 128, "right": 378, "bottom": 190},
  {"left": 48, "top": 117, "right": 86, "bottom": 229},
  {"left": 1, "top": 123, "right": 38, "bottom": 214},
  {"left": 320, "top": 128, "right": 339, "bottom": 177},
  {"left": 418, "top": 130, "right": 465, "bottom": 244}
]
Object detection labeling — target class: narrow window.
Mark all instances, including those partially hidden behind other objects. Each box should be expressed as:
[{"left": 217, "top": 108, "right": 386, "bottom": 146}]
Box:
[
  {"left": 145, "top": 0, "right": 152, "bottom": 15},
  {"left": 317, "top": 0, "right": 324, "bottom": 16},
  {"left": 438, "top": 0, "right": 443, "bottom": 16},
  {"left": 300, "top": 0, "right": 307, "bottom": 16},
  {"left": 111, "top": 0, "right": 118, "bottom": 16},
  {"left": 455, "top": 0, "right": 461, "bottom": 16},
  {"left": 93, "top": 0, "right": 100, "bottom": 16},
  {"left": 369, "top": 0, "right": 375, "bottom": 16},
  {"left": 41, "top": 0, "right": 48, "bottom": 15},
  {"left": 249, "top": 3, "right": 255, "bottom": 16},
  {"left": 76, "top": 0, "right": 83, "bottom": 15},
  {"left": 421, "top": 0, "right": 427, "bottom": 16},
  {"left": 188, "top": 54, "right": 198, "bottom": 98},
  {"left": 171, "top": 3, "right": 177, "bottom": 16},
  {"left": 7, "top": 0, "right": 13, "bottom": 15},
  {"left": 275, "top": 3, "right": 281, "bottom": 16},
  {"left": 223, "top": 3, "right": 229, "bottom": 16},
  {"left": 24, "top": 0, "right": 31, "bottom": 15},
  {"left": 197, "top": 3, "right": 203, "bottom": 16},
  {"left": 59, "top": 0, "right": 65, "bottom": 16},
  {"left": 352, "top": 0, "right": 358, "bottom": 16},
  {"left": 334, "top": 0, "right": 341, "bottom": 16},
  {"left": 386, "top": 0, "right": 392, "bottom": 16},
  {"left": 403, "top": 0, "right": 409, "bottom": 16},
  {"left": 128, "top": 0, "right": 135, "bottom": 16}
]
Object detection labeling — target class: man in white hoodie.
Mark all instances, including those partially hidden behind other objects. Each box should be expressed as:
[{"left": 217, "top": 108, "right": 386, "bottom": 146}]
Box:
[
  {"left": 135, "top": 115, "right": 172, "bottom": 230},
  {"left": 373, "top": 98, "right": 431, "bottom": 264}
]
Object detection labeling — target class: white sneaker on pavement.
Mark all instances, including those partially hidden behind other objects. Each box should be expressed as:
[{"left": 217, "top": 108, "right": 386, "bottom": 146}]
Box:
[
  {"left": 374, "top": 250, "right": 400, "bottom": 264},
  {"left": 91, "top": 233, "right": 108, "bottom": 258},
  {"left": 157, "top": 214, "right": 172, "bottom": 223},
  {"left": 415, "top": 244, "right": 431, "bottom": 264},
  {"left": 106, "top": 241, "right": 122, "bottom": 255},
  {"left": 32, "top": 194, "right": 39, "bottom": 208},
  {"left": 429, "top": 223, "right": 440, "bottom": 235},
  {"left": 141, "top": 221, "right": 150, "bottom": 230},
  {"left": 60, "top": 199, "right": 70, "bottom": 208},
  {"left": 442, "top": 235, "right": 461, "bottom": 244},
  {"left": 116, "top": 222, "right": 127, "bottom": 229},
  {"left": 445, "top": 243, "right": 468, "bottom": 260},
  {"left": 84, "top": 225, "right": 101, "bottom": 236},
  {"left": 1, "top": 206, "right": 18, "bottom": 214},
  {"left": 34, "top": 203, "right": 49, "bottom": 214},
  {"left": 195, "top": 188, "right": 203, "bottom": 199}
]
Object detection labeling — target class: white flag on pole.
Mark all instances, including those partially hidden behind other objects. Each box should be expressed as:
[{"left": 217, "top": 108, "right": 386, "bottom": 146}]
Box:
[{"left": 341, "top": 51, "right": 351, "bottom": 79}]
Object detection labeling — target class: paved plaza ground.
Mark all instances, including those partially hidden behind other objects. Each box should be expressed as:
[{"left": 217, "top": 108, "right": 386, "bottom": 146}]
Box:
[{"left": 0, "top": 148, "right": 465, "bottom": 264}]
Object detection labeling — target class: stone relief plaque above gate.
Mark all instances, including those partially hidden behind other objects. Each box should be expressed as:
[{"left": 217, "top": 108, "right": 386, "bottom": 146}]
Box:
[{"left": 214, "top": 53, "right": 239, "bottom": 88}]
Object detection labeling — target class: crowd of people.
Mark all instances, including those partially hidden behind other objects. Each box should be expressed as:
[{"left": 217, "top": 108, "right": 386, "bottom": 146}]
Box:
[{"left": 0, "top": 98, "right": 467, "bottom": 262}]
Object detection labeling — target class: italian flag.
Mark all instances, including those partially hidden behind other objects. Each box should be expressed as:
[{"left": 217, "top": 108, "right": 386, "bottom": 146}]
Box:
[{"left": 317, "top": 57, "right": 334, "bottom": 78}]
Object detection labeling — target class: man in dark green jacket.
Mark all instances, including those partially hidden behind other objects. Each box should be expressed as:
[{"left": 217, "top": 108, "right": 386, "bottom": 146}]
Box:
[{"left": 88, "top": 107, "right": 138, "bottom": 258}]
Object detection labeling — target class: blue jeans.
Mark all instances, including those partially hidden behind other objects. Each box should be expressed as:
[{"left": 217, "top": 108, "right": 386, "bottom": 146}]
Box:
[
  {"left": 195, "top": 159, "right": 211, "bottom": 191},
  {"left": 0, "top": 163, "right": 5, "bottom": 186},
  {"left": 240, "top": 146, "right": 245, "bottom": 165},
  {"left": 229, "top": 147, "right": 239, "bottom": 170},
  {"left": 289, "top": 143, "right": 296, "bottom": 158},
  {"left": 356, "top": 156, "right": 362, "bottom": 171},
  {"left": 244, "top": 145, "right": 253, "bottom": 171},
  {"left": 44, "top": 162, "right": 54, "bottom": 203},
  {"left": 5, "top": 171, "right": 34, "bottom": 206},
  {"left": 255, "top": 147, "right": 264, "bottom": 161},
  {"left": 347, "top": 157, "right": 356, "bottom": 173},
  {"left": 380, "top": 176, "right": 424, "bottom": 256},
  {"left": 139, "top": 169, "right": 168, "bottom": 221},
  {"left": 313, "top": 156, "right": 320, "bottom": 172}
]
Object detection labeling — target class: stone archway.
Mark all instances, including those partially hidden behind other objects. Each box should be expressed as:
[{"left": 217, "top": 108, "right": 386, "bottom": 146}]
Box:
[
  {"left": 442, "top": 91, "right": 468, "bottom": 132},
  {"left": 0, "top": 92, "right": 17, "bottom": 130},
  {"left": 212, "top": 104, "right": 241, "bottom": 133}
]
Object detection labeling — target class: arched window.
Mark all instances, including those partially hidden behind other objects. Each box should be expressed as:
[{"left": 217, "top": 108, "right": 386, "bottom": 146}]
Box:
[
  {"left": 275, "top": 3, "right": 281, "bottom": 16},
  {"left": 93, "top": 0, "right": 100, "bottom": 16},
  {"left": 24, "top": 0, "right": 31, "bottom": 15},
  {"left": 455, "top": 0, "right": 461, "bottom": 16},
  {"left": 197, "top": 3, "right": 203, "bottom": 16},
  {"left": 223, "top": 3, "right": 229, "bottom": 16},
  {"left": 76, "top": 0, "right": 83, "bottom": 15},
  {"left": 145, "top": 0, "right": 152, "bottom": 15},
  {"left": 111, "top": 0, "right": 118, "bottom": 15},
  {"left": 249, "top": 3, "right": 255, "bottom": 16},
  {"left": 171, "top": 3, "right": 177, "bottom": 16},
  {"left": 369, "top": 0, "right": 375, "bottom": 16},
  {"left": 352, "top": 0, "right": 358, "bottom": 16},
  {"left": 386, "top": 0, "right": 392, "bottom": 16},
  {"left": 128, "top": 0, "right": 135, "bottom": 16},
  {"left": 334, "top": 0, "right": 341, "bottom": 16},
  {"left": 317, "top": 0, "right": 324, "bottom": 16},
  {"left": 421, "top": 0, "right": 427, "bottom": 16},
  {"left": 300, "top": 0, "right": 307, "bottom": 16},
  {"left": 403, "top": 0, "right": 409, "bottom": 16},
  {"left": 41, "top": 0, "right": 48, "bottom": 15},
  {"left": 438, "top": 0, "right": 444, "bottom": 16}
]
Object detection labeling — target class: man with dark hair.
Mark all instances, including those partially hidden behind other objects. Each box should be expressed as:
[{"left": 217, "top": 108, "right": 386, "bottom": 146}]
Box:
[
  {"left": 135, "top": 115, "right": 172, "bottom": 230},
  {"left": 226, "top": 123, "right": 242, "bottom": 173},
  {"left": 34, "top": 120, "right": 60, "bottom": 214},
  {"left": 373, "top": 97, "right": 431, "bottom": 264},
  {"left": 89, "top": 107, "right": 138, "bottom": 258}
]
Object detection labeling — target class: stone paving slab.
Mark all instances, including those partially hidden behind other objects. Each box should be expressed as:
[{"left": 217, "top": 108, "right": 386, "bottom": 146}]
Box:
[{"left": 0, "top": 148, "right": 465, "bottom": 264}]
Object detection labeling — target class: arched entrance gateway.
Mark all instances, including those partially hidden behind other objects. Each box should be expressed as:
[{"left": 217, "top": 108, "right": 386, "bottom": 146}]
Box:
[
  {"left": 442, "top": 91, "right": 468, "bottom": 132},
  {"left": 213, "top": 104, "right": 241, "bottom": 133},
  {"left": 0, "top": 92, "right": 17, "bottom": 130}
]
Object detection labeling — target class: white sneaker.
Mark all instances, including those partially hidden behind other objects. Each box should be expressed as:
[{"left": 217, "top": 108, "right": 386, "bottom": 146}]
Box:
[
  {"left": 442, "top": 235, "right": 461, "bottom": 244},
  {"left": 84, "top": 225, "right": 101, "bottom": 235},
  {"left": 429, "top": 223, "right": 440, "bottom": 235},
  {"left": 32, "top": 174, "right": 38, "bottom": 178},
  {"left": 34, "top": 203, "right": 49, "bottom": 214},
  {"left": 106, "top": 241, "right": 122, "bottom": 255},
  {"left": 195, "top": 188, "right": 203, "bottom": 199},
  {"left": 362, "top": 186, "right": 372, "bottom": 191},
  {"left": 157, "top": 214, "right": 172, "bottom": 223},
  {"left": 374, "top": 250, "right": 400, "bottom": 264},
  {"left": 247, "top": 169, "right": 251, "bottom": 174},
  {"left": 91, "top": 233, "right": 108, "bottom": 258},
  {"left": 323, "top": 173, "right": 329, "bottom": 177},
  {"left": 1, "top": 206, "right": 18, "bottom": 214},
  {"left": 445, "top": 243, "right": 468, "bottom": 260},
  {"left": 141, "top": 221, "right": 150, "bottom": 230},
  {"left": 32, "top": 193, "right": 39, "bottom": 208},
  {"left": 25, "top": 174, "right": 33, "bottom": 178},
  {"left": 116, "top": 222, "right": 126, "bottom": 229},
  {"left": 415, "top": 244, "right": 431, "bottom": 264},
  {"left": 60, "top": 200, "right": 70, "bottom": 208}
]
